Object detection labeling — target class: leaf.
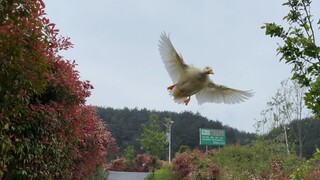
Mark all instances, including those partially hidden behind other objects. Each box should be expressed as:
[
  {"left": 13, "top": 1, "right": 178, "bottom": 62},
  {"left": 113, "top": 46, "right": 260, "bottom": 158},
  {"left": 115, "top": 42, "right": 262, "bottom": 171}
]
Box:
[
  {"left": 303, "top": 23, "right": 309, "bottom": 31},
  {"left": 282, "top": 2, "right": 290, "bottom": 6},
  {"left": 306, "top": 66, "right": 314, "bottom": 73},
  {"left": 4, "top": 123, "right": 9, "bottom": 130}
]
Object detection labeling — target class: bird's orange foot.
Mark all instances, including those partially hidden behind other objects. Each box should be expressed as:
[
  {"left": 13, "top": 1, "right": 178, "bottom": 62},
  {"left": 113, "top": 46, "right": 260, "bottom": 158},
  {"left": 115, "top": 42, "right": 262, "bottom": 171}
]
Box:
[
  {"left": 184, "top": 96, "right": 191, "bottom": 105},
  {"left": 167, "top": 84, "right": 176, "bottom": 90}
]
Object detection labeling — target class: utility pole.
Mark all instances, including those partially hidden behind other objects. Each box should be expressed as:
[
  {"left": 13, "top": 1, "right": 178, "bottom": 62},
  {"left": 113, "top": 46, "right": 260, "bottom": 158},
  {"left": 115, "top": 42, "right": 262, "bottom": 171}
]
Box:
[
  {"left": 161, "top": 118, "right": 174, "bottom": 162},
  {"left": 168, "top": 121, "right": 174, "bottom": 162}
]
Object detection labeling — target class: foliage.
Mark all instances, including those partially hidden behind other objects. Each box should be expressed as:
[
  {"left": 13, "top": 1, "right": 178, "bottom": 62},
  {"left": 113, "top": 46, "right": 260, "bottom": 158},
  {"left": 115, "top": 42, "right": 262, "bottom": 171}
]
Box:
[
  {"left": 261, "top": 117, "right": 320, "bottom": 159},
  {"left": 256, "top": 78, "right": 312, "bottom": 158},
  {"left": 123, "top": 145, "right": 136, "bottom": 171},
  {"left": 146, "top": 163, "right": 175, "bottom": 180},
  {"left": 0, "top": 1, "right": 117, "bottom": 179},
  {"left": 178, "top": 145, "right": 192, "bottom": 154},
  {"left": 107, "top": 153, "right": 160, "bottom": 172},
  {"left": 290, "top": 148, "right": 320, "bottom": 179},
  {"left": 211, "top": 141, "right": 298, "bottom": 179},
  {"left": 96, "top": 107, "right": 256, "bottom": 159},
  {"left": 262, "top": 0, "right": 320, "bottom": 117},
  {"left": 71, "top": 106, "right": 118, "bottom": 179},
  {"left": 172, "top": 149, "right": 220, "bottom": 180},
  {"left": 140, "top": 114, "right": 168, "bottom": 158},
  {"left": 256, "top": 79, "right": 310, "bottom": 131},
  {"left": 133, "top": 154, "right": 154, "bottom": 172},
  {"left": 153, "top": 141, "right": 320, "bottom": 179},
  {"left": 89, "top": 164, "right": 108, "bottom": 180},
  {"left": 108, "top": 158, "right": 126, "bottom": 172}
]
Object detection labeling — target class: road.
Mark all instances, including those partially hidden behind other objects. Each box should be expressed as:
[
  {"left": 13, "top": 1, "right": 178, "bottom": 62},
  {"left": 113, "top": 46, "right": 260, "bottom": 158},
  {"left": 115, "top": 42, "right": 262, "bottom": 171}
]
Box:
[{"left": 106, "top": 171, "right": 151, "bottom": 180}]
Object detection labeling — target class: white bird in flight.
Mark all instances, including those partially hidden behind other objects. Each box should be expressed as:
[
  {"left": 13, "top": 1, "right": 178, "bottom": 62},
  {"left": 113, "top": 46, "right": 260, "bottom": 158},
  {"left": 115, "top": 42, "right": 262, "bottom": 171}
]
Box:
[{"left": 158, "top": 32, "right": 254, "bottom": 105}]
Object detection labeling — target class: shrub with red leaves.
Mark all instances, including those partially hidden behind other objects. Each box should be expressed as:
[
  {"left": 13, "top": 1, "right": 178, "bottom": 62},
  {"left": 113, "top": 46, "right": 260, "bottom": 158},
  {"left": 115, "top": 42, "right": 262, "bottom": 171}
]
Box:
[
  {"left": 134, "top": 154, "right": 154, "bottom": 172},
  {"left": 172, "top": 152, "right": 194, "bottom": 178},
  {"left": 71, "top": 106, "right": 117, "bottom": 179},
  {"left": 109, "top": 158, "right": 126, "bottom": 172},
  {"left": 257, "top": 160, "right": 289, "bottom": 180},
  {"left": 210, "top": 163, "right": 220, "bottom": 179},
  {"left": 0, "top": 0, "right": 117, "bottom": 179},
  {"left": 172, "top": 149, "right": 219, "bottom": 180},
  {"left": 303, "top": 169, "right": 320, "bottom": 180},
  {"left": 107, "top": 153, "right": 162, "bottom": 172}
]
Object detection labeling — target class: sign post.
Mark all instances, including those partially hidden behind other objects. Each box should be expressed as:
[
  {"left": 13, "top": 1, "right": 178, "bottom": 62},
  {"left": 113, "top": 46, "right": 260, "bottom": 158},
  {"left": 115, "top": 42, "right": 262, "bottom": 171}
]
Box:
[{"left": 199, "top": 128, "right": 226, "bottom": 148}]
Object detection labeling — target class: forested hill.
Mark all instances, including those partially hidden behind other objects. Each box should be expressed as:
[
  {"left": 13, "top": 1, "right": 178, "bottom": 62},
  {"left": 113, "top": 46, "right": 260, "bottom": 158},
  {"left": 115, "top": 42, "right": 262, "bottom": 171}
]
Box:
[{"left": 96, "top": 106, "right": 256, "bottom": 155}]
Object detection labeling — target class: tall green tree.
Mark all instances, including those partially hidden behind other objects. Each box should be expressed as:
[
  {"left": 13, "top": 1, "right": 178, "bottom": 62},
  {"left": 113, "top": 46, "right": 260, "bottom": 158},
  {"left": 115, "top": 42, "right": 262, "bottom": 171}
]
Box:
[
  {"left": 140, "top": 114, "right": 168, "bottom": 158},
  {"left": 262, "top": 0, "right": 320, "bottom": 118}
]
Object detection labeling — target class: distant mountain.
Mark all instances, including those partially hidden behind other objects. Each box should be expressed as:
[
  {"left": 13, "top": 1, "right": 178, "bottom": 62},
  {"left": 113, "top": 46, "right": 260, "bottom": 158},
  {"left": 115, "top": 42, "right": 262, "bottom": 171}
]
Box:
[{"left": 95, "top": 106, "right": 256, "bottom": 159}]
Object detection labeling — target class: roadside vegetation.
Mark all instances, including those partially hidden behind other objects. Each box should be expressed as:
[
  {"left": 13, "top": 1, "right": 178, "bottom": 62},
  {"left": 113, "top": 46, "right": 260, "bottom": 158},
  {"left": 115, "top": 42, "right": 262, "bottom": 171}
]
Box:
[{"left": 146, "top": 142, "right": 320, "bottom": 180}]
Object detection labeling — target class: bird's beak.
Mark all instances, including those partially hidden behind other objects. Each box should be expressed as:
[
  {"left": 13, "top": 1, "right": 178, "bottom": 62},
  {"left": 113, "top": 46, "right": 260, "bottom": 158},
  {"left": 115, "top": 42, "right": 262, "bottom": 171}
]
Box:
[{"left": 208, "top": 70, "right": 214, "bottom": 74}]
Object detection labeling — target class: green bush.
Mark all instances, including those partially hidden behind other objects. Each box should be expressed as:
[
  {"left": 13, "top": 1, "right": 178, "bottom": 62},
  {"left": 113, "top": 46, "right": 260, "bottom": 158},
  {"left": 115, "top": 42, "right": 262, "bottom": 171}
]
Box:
[
  {"left": 90, "top": 165, "right": 108, "bottom": 180},
  {"left": 146, "top": 163, "right": 175, "bottom": 180},
  {"left": 154, "top": 163, "right": 175, "bottom": 180},
  {"left": 210, "top": 140, "right": 299, "bottom": 179},
  {"left": 290, "top": 148, "right": 320, "bottom": 180}
]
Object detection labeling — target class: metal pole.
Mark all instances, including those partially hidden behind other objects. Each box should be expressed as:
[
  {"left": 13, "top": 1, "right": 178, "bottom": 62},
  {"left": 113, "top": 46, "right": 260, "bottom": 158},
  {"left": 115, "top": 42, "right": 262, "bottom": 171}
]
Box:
[
  {"left": 161, "top": 119, "right": 174, "bottom": 162},
  {"left": 169, "top": 123, "right": 172, "bottom": 162}
]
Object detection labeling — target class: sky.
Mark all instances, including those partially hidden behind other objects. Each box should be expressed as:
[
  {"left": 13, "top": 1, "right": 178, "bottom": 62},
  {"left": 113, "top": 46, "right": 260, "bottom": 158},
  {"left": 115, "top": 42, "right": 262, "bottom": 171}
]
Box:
[{"left": 44, "top": 0, "right": 319, "bottom": 133}]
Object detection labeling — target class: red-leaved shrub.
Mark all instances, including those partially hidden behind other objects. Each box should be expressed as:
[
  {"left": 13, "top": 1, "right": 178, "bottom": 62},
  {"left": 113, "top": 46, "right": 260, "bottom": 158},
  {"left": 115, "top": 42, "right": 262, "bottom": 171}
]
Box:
[
  {"left": 109, "top": 158, "right": 126, "bottom": 172},
  {"left": 107, "top": 153, "right": 162, "bottom": 172},
  {"left": 71, "top": 106, "right": 118, "bottom": 179},
  {"left": 303, "top": 169, "right": 320, "bottom": 180},
  {"left": 0, "top": 1, "right": 117, "bottom": 179},
  {"left": 172, "top": 152, "right": 195, "bottom": 178},
  {"left": 134, "top": 154, "right": 152, "bottom": 172},
  {"left": 172, "top": 149, "right": 220, "bottom": 180},
  {"left": 210, "top": 163, "right": 220, "bottom": 179}
]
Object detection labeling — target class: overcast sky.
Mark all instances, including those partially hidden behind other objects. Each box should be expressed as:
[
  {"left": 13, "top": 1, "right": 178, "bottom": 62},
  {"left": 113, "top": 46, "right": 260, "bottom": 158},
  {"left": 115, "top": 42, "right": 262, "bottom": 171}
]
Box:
[{"left": 44, "top": 0, "right": 319, "bottom": 133}]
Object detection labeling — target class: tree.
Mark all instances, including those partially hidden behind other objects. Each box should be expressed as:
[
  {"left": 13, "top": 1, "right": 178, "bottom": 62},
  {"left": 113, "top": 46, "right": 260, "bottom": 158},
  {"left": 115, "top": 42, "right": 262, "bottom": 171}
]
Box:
[
  {"left": 0, "top": 1, "right": 117, "bottom": 179},
  {"left": 262, "top": 0, "right": 320, "bottom": 118},
  {"left": 256, "top": 78, "right": 312, "bottom": 158},
  {"left": 140, "top": 114, "right": 168, "bottom": 158},
  {"left": 123, "top": 145, "right": 136, "bottom": 170}
]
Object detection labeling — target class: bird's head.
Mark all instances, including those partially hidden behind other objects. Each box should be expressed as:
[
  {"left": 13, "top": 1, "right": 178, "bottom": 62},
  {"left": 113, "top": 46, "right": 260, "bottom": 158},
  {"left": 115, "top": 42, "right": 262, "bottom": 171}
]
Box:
[{"left": 203, "top": 66, "right": 214, "bottom": 75}]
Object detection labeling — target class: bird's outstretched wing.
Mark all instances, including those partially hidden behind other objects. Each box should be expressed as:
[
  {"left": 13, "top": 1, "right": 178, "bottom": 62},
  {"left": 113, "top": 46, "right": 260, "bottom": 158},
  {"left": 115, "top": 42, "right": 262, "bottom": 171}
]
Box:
[
  {"left": 195, "top": 81, "right": 254, "bottom": 105},
  {"left": 158, "top": 32, "right": 188, "bottom": 83}
]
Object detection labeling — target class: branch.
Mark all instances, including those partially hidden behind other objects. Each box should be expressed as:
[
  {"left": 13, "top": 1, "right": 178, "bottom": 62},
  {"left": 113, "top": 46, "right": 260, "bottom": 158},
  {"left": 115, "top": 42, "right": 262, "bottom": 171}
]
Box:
[
  {"left": 301, "top": 0, "right": 320, "bottom": 63},
  {"left": 301, "top": 0, "right": 316, "bottom": 44}
]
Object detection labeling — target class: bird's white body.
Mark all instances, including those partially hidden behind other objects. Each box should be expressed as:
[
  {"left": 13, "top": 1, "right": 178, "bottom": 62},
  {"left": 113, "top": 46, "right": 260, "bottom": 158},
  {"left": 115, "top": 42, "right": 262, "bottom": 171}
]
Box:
[
  {"left": 158, "top": 32, "right": 254, "bottom": 105},
  {"left": 172, "top": 65, "right": 209, "bottom": 101}
]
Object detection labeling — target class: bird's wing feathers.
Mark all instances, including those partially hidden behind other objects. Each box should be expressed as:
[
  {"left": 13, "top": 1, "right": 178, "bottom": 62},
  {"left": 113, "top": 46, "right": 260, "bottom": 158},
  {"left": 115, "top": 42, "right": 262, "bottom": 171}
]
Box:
[
  {"left": 158, "top": 32, "right": 187, "bottom": 83},
  {"left": 195, "top": 81, "right": 254, "bottom": 105}
]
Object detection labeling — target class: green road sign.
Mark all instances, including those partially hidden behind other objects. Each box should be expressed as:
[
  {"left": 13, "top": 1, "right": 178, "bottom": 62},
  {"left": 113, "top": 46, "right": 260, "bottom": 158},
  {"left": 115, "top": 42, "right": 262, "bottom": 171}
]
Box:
[{"left": 199, "top": 128, "right": 226, "bottom": 146}]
